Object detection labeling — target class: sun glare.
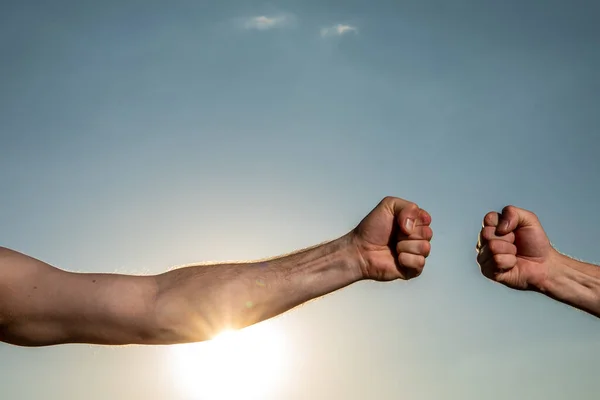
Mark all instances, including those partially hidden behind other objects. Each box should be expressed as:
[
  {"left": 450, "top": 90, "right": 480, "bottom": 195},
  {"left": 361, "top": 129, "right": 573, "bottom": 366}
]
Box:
[{"left": 169, "top": 322, "right": 286, "bottom": 400}]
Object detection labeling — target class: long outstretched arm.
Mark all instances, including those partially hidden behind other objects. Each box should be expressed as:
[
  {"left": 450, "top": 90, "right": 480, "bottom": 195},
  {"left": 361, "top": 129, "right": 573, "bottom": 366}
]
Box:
[
  {"left": 0, "top": 236, "right": 362, "bottom": 347},
  {"left": 0, "top": 197, "right": 433, "bottom": 347}
]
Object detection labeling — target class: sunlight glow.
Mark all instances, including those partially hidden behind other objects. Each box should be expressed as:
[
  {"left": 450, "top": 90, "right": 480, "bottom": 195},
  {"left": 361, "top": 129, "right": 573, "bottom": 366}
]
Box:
[{"left": 169, "top": 323, "right": 286, "bottom": 400}]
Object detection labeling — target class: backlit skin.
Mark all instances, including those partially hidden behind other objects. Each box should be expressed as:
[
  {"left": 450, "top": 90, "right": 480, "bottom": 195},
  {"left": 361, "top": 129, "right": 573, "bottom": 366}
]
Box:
[
  {"left": 477, "top": 205, "right": 600, "bottom": 318},
  {"left": 0, "top": 196, "right": 432, "bottom": 347}
]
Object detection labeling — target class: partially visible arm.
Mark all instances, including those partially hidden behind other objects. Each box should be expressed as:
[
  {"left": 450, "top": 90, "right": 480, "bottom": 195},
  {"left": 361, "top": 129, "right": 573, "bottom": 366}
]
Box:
[
  {"left": 0, "top": 235, "right": 364, "bottom": 347},
  {"left": 537, "top": 251, "right": 600, "bottom": 318},
  {"left": 0, "top": 196, "right": 431, "bottom": 347},
  {"left": 477, "top": 206, "right": 600, "bottom": 319},
  {"left": 0, "top": 247, "right": 159, "bottom": 346},
  {"left": 153, "top": 234, "right": 363, "bottom": 343}
]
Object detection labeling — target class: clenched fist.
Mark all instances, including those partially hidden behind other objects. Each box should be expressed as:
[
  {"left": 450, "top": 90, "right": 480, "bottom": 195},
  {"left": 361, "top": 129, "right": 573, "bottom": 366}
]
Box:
[
  {"left": 476, "top": 205, "right": 556, "bottom": 290},
  {"left": 352, "top": 196, "right": 433, "bottom": 281}
]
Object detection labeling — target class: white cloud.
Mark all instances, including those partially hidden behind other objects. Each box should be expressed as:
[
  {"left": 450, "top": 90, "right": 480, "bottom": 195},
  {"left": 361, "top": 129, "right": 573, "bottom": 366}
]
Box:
[
  {"left": 320, "top": 24, "right": 358, "bottom": 37},
  {"left": 243, "top": 15, "right": 289, "bottom": 30}
]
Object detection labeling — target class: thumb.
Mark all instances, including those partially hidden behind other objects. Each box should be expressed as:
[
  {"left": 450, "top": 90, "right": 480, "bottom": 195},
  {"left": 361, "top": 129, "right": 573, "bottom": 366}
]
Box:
[
  {"left": 496, "top": 205, "right": 537, "bottom": 235},
  {"left": 395, "top": 202, "right": 421, "bottom": 235}
]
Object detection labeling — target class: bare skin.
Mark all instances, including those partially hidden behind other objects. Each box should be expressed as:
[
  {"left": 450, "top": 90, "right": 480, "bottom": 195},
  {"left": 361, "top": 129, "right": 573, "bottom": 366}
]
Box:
[
  {"left": 476, "top": 205, "right": 600, "bottom": 318},
  {"left": 0, "top": 196, "right": 432, "bottom": 347}
]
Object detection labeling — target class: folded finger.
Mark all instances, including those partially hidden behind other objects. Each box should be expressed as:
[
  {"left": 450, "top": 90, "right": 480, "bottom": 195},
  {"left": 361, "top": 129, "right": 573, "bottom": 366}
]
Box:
[
  {"left": 492, "top": 253, "right": 517, "bottom": 270},
  {"left": 397, "top": 252, "right": 426, "bottom": 271},
  {"left": 483, "top": 211, "right": 500, "bottom": 227},
  {"left": 478, "top": 226, "right": 515, "bottom": 249},
  {"left": 396, "top": 240, "right": 431, "bottom": 258},
  {"left": 397, "top": 225, "right": 433, "bottom": 241},
  {"left": 488, "top": 240, "right": 517, "bottom": 256}
]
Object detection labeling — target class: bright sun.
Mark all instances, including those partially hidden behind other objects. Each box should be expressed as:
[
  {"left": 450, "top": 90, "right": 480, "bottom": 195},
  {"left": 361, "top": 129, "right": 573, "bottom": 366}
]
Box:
[{"left": 169, "top": 322, "right": 286, "bottom": 400}]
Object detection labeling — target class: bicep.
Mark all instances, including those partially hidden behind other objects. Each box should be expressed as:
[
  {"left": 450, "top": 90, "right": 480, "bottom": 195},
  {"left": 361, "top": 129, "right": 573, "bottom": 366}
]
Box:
[{"left": 0, "top": 247, "right": 159, "bottom": 346}]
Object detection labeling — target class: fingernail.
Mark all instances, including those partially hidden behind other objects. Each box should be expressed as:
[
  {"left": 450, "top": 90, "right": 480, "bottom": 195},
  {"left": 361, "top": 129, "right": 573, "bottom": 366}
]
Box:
[{"left": 405, "top": 218, "right": 414, "bottom": 233}]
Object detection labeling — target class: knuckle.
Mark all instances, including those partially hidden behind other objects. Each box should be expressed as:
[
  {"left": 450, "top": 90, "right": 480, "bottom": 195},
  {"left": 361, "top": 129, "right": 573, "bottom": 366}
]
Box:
[
  {"left": 480, "top": 263, "right": 495, "bottom": 279},
  {"left": 503, "top": 205, "right": 516, "bottom": 214},
  {"left": 406, "top": 202, "right": 418, "bottom": 212},
  {"left": 421, "top": 241, "right": 431, "bottom": 256},
  {"left": 407, "top": 262, "right": 425, "bottom": 277},
  {"left": 383, "top": 196, "right": 395, "bottom": 204},
  {"left": 416, "top": 226, "right": 429, "bottom": 240},
  {"left": 383, "top": 196, "right": 403, "bottom": 207},
  {"left": 424, "top": 226, "right": 433, "bottom": 240},
  {"left": 409, "top": 255, "right": 425, "bottom": 270}
]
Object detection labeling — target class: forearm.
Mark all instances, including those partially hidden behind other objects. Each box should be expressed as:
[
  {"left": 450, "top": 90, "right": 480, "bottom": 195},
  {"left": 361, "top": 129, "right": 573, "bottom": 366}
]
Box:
[
  {"left": 152, "top": 233, "right": 364, "bottom": 343},
  {"left": 537, "top": 251, "right": 600, "bottom": 318}
]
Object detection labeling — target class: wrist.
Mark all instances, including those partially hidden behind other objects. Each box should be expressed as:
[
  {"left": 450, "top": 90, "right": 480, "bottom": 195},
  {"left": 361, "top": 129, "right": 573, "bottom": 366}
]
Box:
[
  {"left": 535, "top": 249, "right": 569, "bottom": 294},
  {"left": 338, "top": 232, "right": 369, "bottom": 282}
]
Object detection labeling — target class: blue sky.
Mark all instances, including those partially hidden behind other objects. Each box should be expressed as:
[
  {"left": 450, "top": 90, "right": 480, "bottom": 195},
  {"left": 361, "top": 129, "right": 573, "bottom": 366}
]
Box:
[{"left": 1, "top": 1, "right": 599, "bottom": 399}]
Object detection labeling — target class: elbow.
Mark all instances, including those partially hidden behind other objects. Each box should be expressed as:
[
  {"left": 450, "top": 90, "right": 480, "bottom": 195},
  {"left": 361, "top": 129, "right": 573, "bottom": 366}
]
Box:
[
  {"left": 151, "top": 293, "right": 212, "bottom": 344},
  {"left": 0, "top": 317, "right": 54, "bottom": 347},
  {"left": 0, "top": 310, "right": 24, "bottom": 347}
]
